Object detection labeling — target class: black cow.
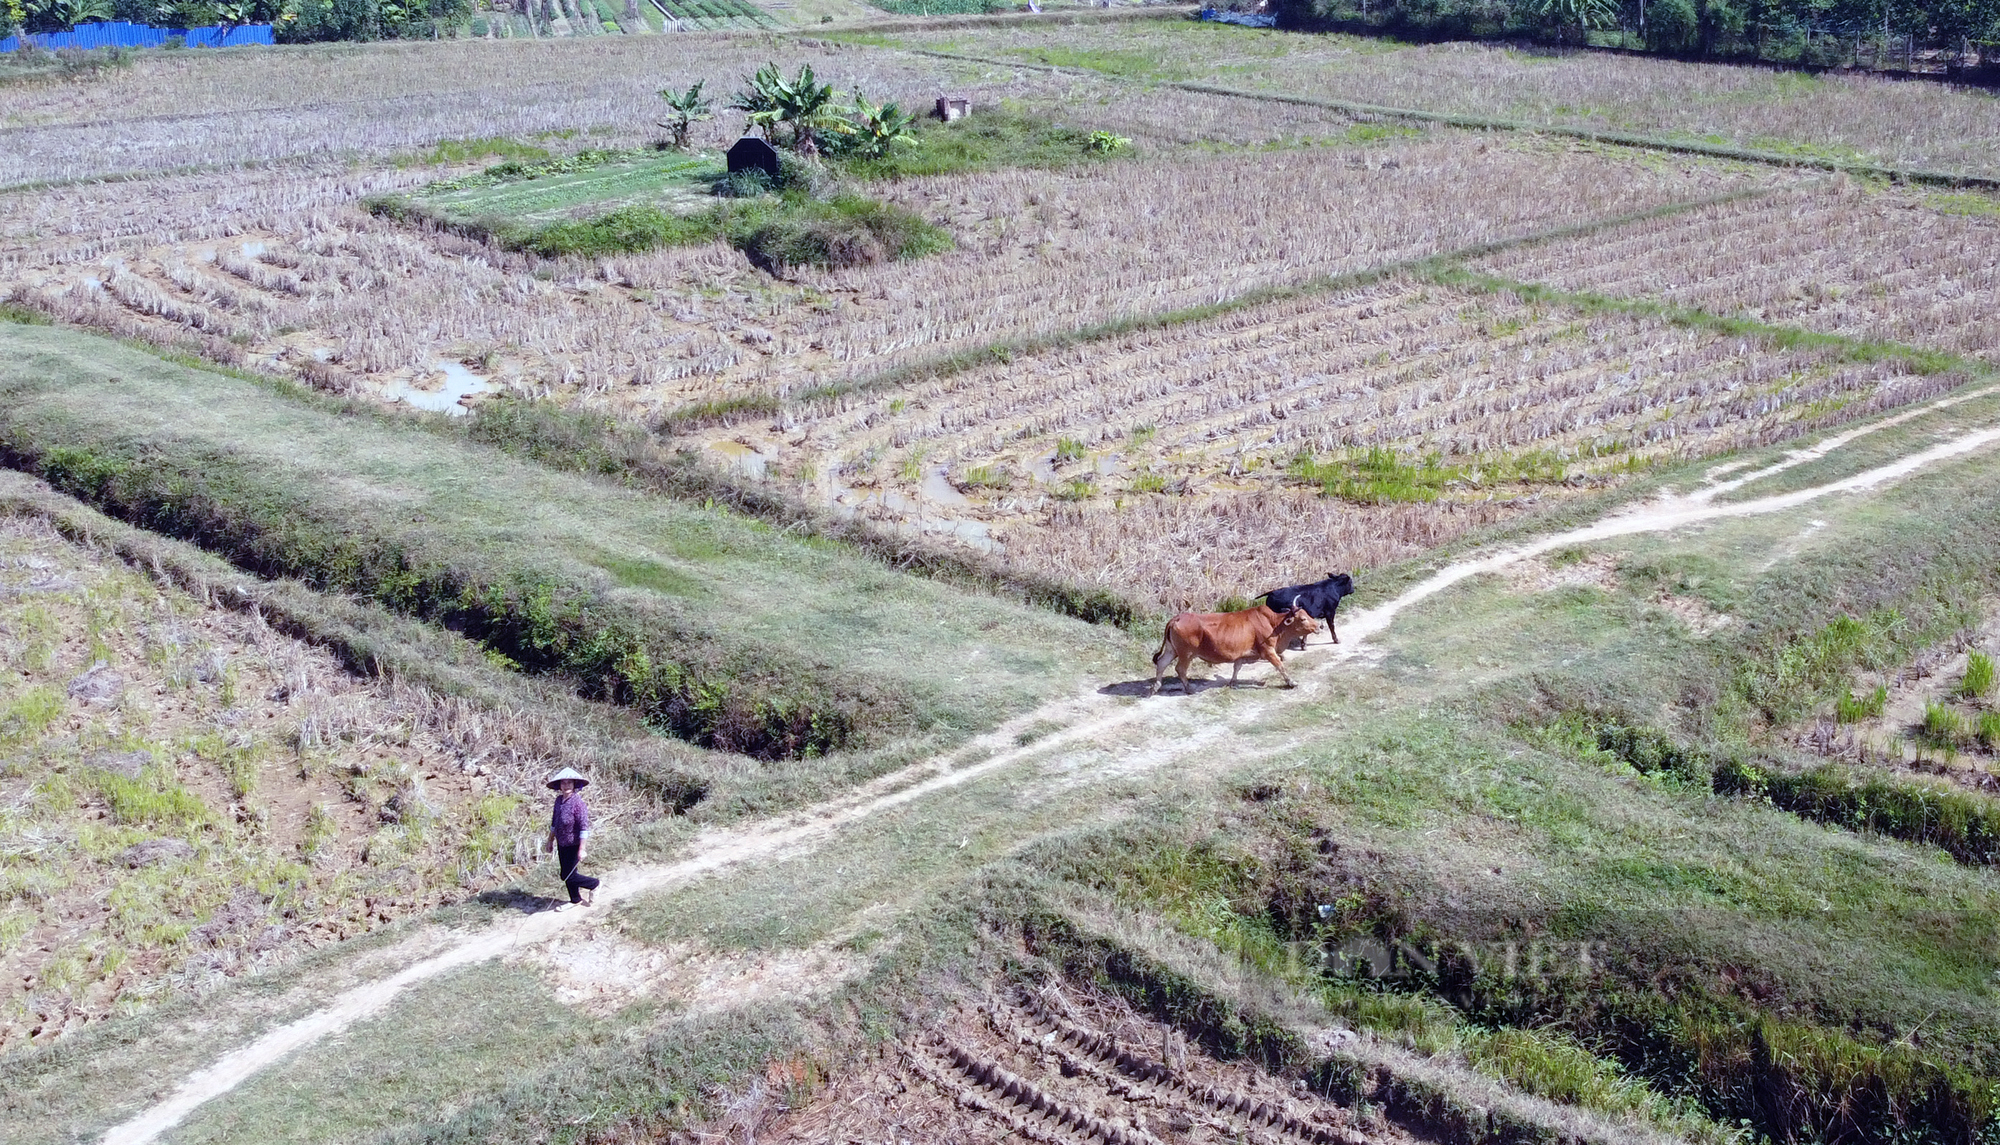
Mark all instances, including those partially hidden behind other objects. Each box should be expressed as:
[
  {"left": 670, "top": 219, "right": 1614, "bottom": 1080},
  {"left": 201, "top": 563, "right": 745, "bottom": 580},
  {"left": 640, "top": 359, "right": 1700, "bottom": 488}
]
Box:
[{"left": 1259, "top": 572, "right": 1355, "bottom": 646}]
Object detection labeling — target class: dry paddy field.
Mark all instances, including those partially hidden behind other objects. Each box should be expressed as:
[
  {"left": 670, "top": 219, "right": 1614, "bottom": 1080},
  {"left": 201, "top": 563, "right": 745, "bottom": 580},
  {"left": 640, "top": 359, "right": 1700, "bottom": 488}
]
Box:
[
  {"left": 0, "top": 509, "right": 596, "bottom": 1049},
  {"left": 893, "top": 20, "right": 2000, "bottom": 179},
  {"left": 4, "top": 28, "right": 1996, "bottom": 610},
  {"left": 0, "top": 32, "right": 1371, "bottom": 186},
  {"left": 721, "top": 275, "right": 1965, "bottom": 606},
  {"left": 1479, "top": 182, "right": 2000, "bottom": 361},
  {"left": 0, "top": 122, "right": 1801, "bottom": 605}
]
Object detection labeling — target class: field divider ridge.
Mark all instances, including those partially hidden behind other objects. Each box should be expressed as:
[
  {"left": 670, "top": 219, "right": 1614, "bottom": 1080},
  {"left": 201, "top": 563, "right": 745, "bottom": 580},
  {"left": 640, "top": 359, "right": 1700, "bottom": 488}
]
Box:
[
  {"left": 904, "top": 47, "right": 2000, "bottom": 191},
  {"left": 1415, "top": 265, "right": 1992, "bottom": 379}
]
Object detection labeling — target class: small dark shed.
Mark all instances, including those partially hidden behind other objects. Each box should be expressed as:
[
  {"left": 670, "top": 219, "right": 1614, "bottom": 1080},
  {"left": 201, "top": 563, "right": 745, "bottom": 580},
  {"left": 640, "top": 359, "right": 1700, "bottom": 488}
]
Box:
[{"left": 727, "top": 136, "right": 781, "bottom": 182}]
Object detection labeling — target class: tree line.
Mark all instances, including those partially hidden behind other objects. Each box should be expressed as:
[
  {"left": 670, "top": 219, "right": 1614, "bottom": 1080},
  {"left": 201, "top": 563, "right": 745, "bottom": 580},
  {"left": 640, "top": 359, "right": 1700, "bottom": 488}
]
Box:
[
  {"left": 6, "top": 0, "right": 472, "bottom": 40},
  {"left": 1273, "top": 0, "right": 2000, "bottom": 72}
]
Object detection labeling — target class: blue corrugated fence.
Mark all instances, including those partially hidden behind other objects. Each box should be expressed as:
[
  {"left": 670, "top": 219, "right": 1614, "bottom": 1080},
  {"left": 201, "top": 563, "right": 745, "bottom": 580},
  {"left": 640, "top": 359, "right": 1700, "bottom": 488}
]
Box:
[{"left": 0, "top": 20, "right": 274, "bottom": 52}]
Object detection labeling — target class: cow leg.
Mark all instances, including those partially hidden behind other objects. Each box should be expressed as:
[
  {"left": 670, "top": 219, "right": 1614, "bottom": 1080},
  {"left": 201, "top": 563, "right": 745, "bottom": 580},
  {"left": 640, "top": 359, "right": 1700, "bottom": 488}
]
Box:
[
  {"left": 1262, "top": 645, "right": 1296, "bottom": 688},
  {"left": 1151, "top": 640, "right": 1177, "bottom": 697},
  {"left": 1329, "top": 618, "right": 1339, "bottom": 644},
  {"left": 1177, "top": 652, "right": 1195, "bottom": 694},
  {"left": 1230, "top": 660, "right": 1243, "bottom": 687}
]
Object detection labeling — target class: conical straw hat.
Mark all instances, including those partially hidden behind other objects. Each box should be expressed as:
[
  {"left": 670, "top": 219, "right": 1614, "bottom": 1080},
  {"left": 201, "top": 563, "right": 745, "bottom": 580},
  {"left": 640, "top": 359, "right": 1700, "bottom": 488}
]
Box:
[{"left": 545, "top": 766, "right": 590, "bottom": 791}]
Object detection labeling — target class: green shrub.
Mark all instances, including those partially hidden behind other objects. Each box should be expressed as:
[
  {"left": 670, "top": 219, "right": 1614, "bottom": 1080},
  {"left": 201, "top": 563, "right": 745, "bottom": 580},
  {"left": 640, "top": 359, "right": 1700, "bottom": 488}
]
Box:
[
  {"left": 1595, "top": 724, "right": 1712, "bottom": 787},
  {"left": 1053, "top": 437, "right": 1088, "bottom": 463},
  {"left": 95, "top": 771, "right": 212, "bottom": 832},
  {"left": 0, "top": 687, "right": 63, "bottom": 748},
  {"left": 1834, "top": 684, "right": 1886, "bottom": 723},
  {"left": 1742, "top": 611, "right": 1899, "bottom": 725},
  {"left": 1764, "top": 765, "right": 2000, "bottom": 864},
  {"left": 1979, "top": 710, "right": 2000, "bottom": 750},
  {"left": 1290, "top": 446, "right": 1466, "bottom": 505},
  {"left": 1962, "top": 651, "right": 1994, "bottom": 699},
  {"left": 1922, "top": 700, "right": 1967, "bottom": 748},
  {"left": 1643, "top": 0, "right": 1700, "bottom": 51},
  {"left": 515, "top": 205, "right": 724, "bottom": 259},
  {"left": 734, "top": 194, "right": 951, "bottom": 273},
  {"left": 959, "top": 464, "right": 1010, "bottom": 491},
  {"left": 1053, "top": 476, "right": 1095, "bottom": 502},
  {"left": 715, "top": 168, "right": 775, "bottom": 198},
  {"left": 1085, "top": 130, "right": 1132, "bottom": 155}
]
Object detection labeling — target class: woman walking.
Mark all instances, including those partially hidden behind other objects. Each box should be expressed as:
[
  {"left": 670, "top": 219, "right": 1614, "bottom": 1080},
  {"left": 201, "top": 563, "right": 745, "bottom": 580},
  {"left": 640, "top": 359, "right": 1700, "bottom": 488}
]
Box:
[{"left": 544, "top": 767, "right": 599, "bottom": 911}]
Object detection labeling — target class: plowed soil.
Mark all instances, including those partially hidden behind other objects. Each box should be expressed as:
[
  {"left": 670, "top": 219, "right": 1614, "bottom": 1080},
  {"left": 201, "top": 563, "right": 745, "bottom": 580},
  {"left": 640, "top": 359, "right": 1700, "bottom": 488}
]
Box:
[{"left": 761, "top": 985, "right": 1408, "bottom": 1145}]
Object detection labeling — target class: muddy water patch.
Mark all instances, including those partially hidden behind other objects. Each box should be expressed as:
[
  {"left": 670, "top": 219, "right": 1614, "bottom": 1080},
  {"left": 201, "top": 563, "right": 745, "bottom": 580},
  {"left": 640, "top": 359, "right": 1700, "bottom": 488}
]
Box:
[{"left": 384, "top": 361, "right": 491, "bottom": 416}]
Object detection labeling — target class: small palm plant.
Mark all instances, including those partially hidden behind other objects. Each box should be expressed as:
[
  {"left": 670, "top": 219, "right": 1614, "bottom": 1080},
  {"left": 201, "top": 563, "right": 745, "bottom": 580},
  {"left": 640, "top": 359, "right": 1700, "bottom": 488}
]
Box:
[
  {"left": 843, "top": 91, "right": 916, "bottom": 159},
  {"left": 733, "top": 62, "right": 844, "bottom": 157},
  {"left": 657, "top": 81, "right": 712, "bottom": 152},
  {"left": 1532, "top": 0, "right": 1616, "bottom": 43},
  {"left": 55, "top": 0, "right": 111, "bottom": 26}
]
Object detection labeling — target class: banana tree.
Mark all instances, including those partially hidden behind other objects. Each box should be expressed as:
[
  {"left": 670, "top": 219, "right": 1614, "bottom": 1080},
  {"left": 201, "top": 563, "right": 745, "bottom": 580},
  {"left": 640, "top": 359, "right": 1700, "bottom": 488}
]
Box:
[
  {"left": 842, "top": 91, "right": 917, "bottom": 159},
  {"left": 658, "top": 80, "right": 712, "bottom": 151},
  {"left": 1532, "top": 0, "right": 1617, "bottom": 42},
  {"left": 731, "top": 62, "right": 845, "bottom": 157}
]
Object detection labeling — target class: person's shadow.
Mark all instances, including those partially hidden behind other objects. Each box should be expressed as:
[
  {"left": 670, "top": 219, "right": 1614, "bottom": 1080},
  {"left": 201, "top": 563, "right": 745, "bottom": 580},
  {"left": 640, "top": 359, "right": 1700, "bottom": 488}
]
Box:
[{"left": 475, "top": 888, "right": 565, "bottom": 915}]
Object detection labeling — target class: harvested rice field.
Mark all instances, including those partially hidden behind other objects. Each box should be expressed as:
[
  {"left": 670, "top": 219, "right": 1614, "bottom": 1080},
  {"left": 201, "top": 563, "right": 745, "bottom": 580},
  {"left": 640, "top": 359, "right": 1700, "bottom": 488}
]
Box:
[
  {"left": 695, "top": 276, "right": 1968, "bottom": 605},
  {"left": 1477, "top": 182, "right": 2000, "bottom": 362},
  {"left": 14, "top": 14, "right": 2000, "bottom": 1145},
  {"left": 880, "top": 19, "right": 2000, "bottom": 180}
]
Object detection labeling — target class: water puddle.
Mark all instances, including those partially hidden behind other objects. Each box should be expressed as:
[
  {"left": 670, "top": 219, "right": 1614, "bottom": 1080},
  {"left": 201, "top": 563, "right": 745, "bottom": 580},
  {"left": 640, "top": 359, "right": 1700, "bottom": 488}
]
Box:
[
  {"left": 826, "top": 476, "right": 999, "bottom": 552},
  {"left": 707, "top": 440, "right": 768, "bottom": 479},
  {"left": 919, "top": 466, "right": 970, "bottom": 508},
  {"left": 384, "top": 361, "right": 491, "bottom": 416},
  {"left": 240, "top": 241, "right": 266, "bottom": 259}
]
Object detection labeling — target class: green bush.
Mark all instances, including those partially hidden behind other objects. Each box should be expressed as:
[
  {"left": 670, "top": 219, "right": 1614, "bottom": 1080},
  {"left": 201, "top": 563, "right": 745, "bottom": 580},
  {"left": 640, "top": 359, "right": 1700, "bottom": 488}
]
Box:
[
  {"left": 1921, "top": 700, "right": 1967, "bottom": 748},
  {"left": 1764, "top": 765, "right": 2000, "bottom": 864},
  {"left": 1834, "top": 684, "right": 1886, "bottom": 723},
  {"left": 734, "top": 194, "right": 951, "bottom": 273},
  {"left": 1643, "top": 0, "right": 1700, "bottom": 52},
  {"left": 1961, "top": 651, "right": 1994, "bottom": 699},
  {"left": 1290, "top": 446, "right": 1466, "bottom": 505},
  {"left": 513, "top": 206, "right": 723, "bottom": 259},
  {"left": 0, "top": 687, "right": 64, "bottom": 748},
  {"left": 836, "top": 111, "right": 1138, "bottom": 181},
  {"left": 95, "top": 770, "right": 212, "bottom": 832},
  {"left": 1595, "top": 724, "right": 1712, "bottom": 788}
]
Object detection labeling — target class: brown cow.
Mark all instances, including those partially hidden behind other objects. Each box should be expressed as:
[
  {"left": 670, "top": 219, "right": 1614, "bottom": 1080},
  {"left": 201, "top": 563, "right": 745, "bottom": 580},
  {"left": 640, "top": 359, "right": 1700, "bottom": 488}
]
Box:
[{"left": 1150, "top": 605, "right": 1321, "bottom": 696}]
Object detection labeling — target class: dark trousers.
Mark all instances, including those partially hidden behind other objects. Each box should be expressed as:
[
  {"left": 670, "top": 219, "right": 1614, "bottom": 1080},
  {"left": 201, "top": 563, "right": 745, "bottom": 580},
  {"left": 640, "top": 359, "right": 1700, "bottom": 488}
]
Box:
[{"left": 558, "top": 843, "right": 599, "bottom": 903}]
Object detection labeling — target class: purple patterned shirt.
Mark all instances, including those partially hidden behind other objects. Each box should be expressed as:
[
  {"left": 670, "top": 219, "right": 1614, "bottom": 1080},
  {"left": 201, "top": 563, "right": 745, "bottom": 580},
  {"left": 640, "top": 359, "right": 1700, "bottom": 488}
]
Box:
[{"left": 550, "top": 792, "right": 590, "bottom": 847}]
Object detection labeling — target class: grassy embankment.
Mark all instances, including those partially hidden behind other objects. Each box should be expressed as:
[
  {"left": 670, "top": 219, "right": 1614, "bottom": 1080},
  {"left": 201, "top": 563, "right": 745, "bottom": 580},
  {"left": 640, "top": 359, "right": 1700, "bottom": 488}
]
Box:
[
  {"left": 17, "top": 377, "right": 2000, "bottom": 1145},
  {"left": 367, "top": 109, "right": 1137, "bottom": 264},
  {"left": 0, "top": 322, "right": 1135, "bottom": 767},
  {"left": 1021, "top": 440, "right": 2000, "bottom": 1144},
  {"left": 163, "top": 431, "right": 2000, "bottom": 1145}
]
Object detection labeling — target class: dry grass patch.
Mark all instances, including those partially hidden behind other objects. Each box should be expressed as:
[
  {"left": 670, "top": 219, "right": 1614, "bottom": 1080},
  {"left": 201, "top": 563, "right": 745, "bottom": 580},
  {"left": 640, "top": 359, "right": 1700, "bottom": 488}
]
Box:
[
  {"left": 0, "top": 513, "right": 584, "bottom": 1050},
  {"left": 3, "top": 139, "right": 1768, "bottom": 419},
  {"left": 1480, "top": 181, "right": 2000, "bottom": 362},
  {"left": 894, "top": 20, "right": 2000, "bottom": 178},
  {"left": 701, "top": 276, "right": 1961, "bottom": 607},
  {"left": 0, "top": 36, "right": 1372, "bottom": 186}
]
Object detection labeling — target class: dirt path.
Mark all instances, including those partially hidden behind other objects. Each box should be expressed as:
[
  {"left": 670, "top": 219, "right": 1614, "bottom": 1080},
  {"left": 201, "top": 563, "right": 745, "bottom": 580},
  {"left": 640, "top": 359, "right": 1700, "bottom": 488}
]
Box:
[{"left": 97, "top": 402, "right": 2000, "bottom": 1145}]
